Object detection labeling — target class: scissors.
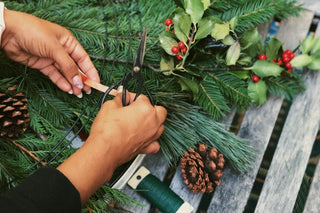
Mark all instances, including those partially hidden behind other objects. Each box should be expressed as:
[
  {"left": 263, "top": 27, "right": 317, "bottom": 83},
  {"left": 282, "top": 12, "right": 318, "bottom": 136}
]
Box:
[{"left": 79, "top": 27, "right": 153, "bottom": 106}]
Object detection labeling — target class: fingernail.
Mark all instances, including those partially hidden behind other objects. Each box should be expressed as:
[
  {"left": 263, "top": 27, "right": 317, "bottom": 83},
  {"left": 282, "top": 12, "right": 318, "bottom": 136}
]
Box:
[
  {"left": 68, "top": 90, "right": 73, "bottom": 95},
  {"left": 73, "top": 75, "right": 83, "bottom": 89},
  {"left": 86, "top": 89, "right": 91, "bottom": 95},
  {"left": 117, "top": 86, "right": 123, "bottom": 93},
  {"left": 76, "top": 93, "right": 83, "bottom": 98}
]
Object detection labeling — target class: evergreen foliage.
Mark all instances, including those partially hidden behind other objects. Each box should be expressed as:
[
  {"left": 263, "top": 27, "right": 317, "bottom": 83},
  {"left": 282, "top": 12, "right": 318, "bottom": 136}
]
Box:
[{"left": 207, "top": 0, "right": 302, "bottom": 33}]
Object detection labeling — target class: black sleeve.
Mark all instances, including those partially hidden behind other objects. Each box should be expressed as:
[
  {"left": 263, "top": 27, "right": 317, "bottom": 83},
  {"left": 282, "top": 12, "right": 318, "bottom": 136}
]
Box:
[{"left": 0, "top": 167, "right": 81, "bottom": 213}]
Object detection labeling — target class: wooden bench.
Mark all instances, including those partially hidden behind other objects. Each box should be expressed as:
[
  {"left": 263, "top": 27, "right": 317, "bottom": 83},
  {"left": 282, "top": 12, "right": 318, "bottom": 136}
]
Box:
[{"left": 119, "top": 2, "right": 320, "bottom": 212}]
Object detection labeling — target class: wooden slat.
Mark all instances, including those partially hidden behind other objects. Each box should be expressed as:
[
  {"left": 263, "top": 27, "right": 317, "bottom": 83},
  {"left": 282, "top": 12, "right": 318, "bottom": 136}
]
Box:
[
  {"left": 208, "top": 96, "right": 284, "bottom": 213},
  {"left": 120, "top": 151, "right": 169, "bottom": 212},
  {"left": 297, "top": 0, "right": 320, "bottom": 14},
  {"left": 303, "top": 156, "right": 320, "bottom": 213},
  {"left": 208, "top": 10, "right": 314, "bottom": 213},
  {"left": 255, "top": 10, "right": 319, "bottom": 213},
  {"left": 300, "top": 22, "right": 320, "bottom": 213}
]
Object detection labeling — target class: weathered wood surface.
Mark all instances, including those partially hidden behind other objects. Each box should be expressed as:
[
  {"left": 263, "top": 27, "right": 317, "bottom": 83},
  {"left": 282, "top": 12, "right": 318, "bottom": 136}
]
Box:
[
  {"left": 255, "top": 12, "right": 319, "bottom": 213},
  {"left": 297, "top": 0, "right": 320, "bottom": 14},
  {"left": 208, "top": 10, "right": 314, "bottom": 213},
  {"left": 303, "top": 156, "right": 320, "bottom": 213}
]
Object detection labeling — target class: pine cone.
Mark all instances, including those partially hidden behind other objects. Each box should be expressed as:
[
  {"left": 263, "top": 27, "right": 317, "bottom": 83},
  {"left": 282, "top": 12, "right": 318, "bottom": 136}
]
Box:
[
  {"left": 0, "top": 85, "right": 30, "bottom": 138},
  {"left": 180, "top": 144, "right": 225, "bottom": 193}
]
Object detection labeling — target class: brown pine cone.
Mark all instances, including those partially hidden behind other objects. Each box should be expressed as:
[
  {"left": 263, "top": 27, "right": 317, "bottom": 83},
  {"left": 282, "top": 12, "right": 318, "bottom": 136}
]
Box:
[
  {"left": 0, "top": 85, "right": 30, "bottom": 138},
  {"left": 180, "top": 144, "right": 225, "bottom": 193}
]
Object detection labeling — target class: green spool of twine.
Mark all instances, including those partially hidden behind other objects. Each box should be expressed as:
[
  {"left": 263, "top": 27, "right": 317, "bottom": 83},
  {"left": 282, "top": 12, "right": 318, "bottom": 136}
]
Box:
[{"left": 128, "top": 166, "right": 194, "bottom": 213}]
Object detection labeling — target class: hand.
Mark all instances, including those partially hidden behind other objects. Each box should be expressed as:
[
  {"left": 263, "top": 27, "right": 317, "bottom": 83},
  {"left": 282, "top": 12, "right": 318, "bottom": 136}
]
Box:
[
  {"left": 90, "top": 92, "right": 167, "bottom": 165},
  {"left": 1, "top": 9, "right": 100, "bottom": 97},
  {"left": 57, "top": 93, "right": 167, "bottom": 203}
]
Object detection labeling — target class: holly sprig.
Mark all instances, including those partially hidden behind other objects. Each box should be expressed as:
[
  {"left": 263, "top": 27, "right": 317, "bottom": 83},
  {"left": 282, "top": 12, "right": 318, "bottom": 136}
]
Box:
[{"left": 158, "top": 0, "right": 320, "bottom": 119}]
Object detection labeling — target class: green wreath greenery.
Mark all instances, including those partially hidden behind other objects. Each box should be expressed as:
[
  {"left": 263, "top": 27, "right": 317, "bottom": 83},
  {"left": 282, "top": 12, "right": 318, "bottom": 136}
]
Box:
[{"left": 0, "top": 0, "right": 319, "bottom": 212}]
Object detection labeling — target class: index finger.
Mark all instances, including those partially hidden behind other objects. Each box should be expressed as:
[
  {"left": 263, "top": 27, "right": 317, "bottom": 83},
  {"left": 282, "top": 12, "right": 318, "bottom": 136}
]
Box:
[{"left": 69, "top": 39, "right": 100, "bottom": 84}]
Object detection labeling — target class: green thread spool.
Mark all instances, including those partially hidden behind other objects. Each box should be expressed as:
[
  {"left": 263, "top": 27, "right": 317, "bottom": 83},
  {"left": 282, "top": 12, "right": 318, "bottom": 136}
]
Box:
[{"left": 128, "top": 166, "right": 194, "bottom": 213}]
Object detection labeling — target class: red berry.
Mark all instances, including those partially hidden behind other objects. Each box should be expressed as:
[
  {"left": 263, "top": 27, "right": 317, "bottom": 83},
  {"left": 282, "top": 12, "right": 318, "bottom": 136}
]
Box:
[
  {"left": 271, "top": 59, "right": 277, "bottom": 62},
  {"left": 282, "top": 56, "right": 290, "bottom": 63},
  {"left": 176, "top": 54, "right": 183, "bottom": 60},
  {"left": 284, "top": 49, "right": 292, "bottom": 55},
  {"left": 165, "top": 18, "right": 172, "bottom": 26},
  {"left": 287, "top": 68, "right": 293, "bottom": 73},
  {"left": 171, "top": 46, "right": 179, "bottom": 54},
  {"left": 285, "top": 62, "right": 292, "bottom": 69},
  {"left": 178, "top": 41, "right": 185, "bottom": 49},
  {"left": 165, "top": 26, "right": 169, "bottom": 31},
  {"left": 282, "top": 53, "right": 290, "bottom": 63},
  {"left": 172, "top": 29, "right": 175, "bottom": 33},
  {"left": 182, "top": 47, "right": 187, "bottom": 54},
  {"left": 277, "top": 59, "right": 283, "bottom": 66},
  {"left": 289, "top": 52, "right": 295, "bottom": 59},
  {"left": 259, "top": 54, "right": 267, "bottom": 60},
  {"left": 252, "top": 75, "right": 259, "bottom": 82}
]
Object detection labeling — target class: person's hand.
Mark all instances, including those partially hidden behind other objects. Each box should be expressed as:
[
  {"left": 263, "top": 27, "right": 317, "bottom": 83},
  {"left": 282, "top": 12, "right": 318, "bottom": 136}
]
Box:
[
  {"left": 90, "top": 91, "right": 167, "bottom": 165},
  {"left": 1, "top": 9, "right": 100, "bottom": 97},
  {"left": 57, "top": 92, "right": 167, "bottom": 203}
]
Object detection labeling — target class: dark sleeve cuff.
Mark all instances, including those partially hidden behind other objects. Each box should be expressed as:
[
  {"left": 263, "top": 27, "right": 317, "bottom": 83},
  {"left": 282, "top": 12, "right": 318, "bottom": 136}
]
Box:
[{"left": 0, "top": 167, "right": 81, "bottom": 213}]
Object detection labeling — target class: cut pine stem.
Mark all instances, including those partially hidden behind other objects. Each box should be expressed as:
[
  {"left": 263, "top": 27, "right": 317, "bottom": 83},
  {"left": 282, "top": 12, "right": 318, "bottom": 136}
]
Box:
[{"left": 8, "top": 139, "right": 46, "bottom": 166}]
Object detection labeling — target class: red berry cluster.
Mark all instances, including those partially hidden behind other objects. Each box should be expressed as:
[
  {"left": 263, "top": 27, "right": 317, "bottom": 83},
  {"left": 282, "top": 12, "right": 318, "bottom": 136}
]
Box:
[
  {"left": 171, "top": 41, "right": 187, "bottom": 60},
  {"left": 272, "top": 49, "right": 295, "bottom": 73}
]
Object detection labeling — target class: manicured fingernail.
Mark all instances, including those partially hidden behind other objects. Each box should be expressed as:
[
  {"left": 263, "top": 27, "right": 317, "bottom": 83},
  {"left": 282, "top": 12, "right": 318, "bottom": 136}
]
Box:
[
  {"left": 86, "top": 89, "right": 91, "bottom": 95},
  {"left": 68, "top": 90, "right": 73, "bottom": 95},
  {"left": 117, "top": 86, "right": 123, "bottom": 93},
  {"left": 76, "top": 93, "right": 83, "bottom": 98},
  {"left": 73, "top": 75, "right": 83, "bottom": 89}
]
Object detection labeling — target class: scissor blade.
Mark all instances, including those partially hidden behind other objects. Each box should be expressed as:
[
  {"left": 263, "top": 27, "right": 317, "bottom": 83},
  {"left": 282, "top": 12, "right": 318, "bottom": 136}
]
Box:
[{"left": 133, "top": 27, "right": 147, "bottom": 69}]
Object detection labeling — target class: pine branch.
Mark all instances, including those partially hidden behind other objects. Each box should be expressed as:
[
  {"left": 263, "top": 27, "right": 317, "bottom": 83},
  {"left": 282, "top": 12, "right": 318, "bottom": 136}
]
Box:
[
  {"left": 207, "top": 72, "right": 251, "bottom": 110},
  {"left": 214, "top": 0, "right": 302, "bottom": 33},
  {"left": 196, "top": 78, "right": 230, "bottom": 120},
  {"left": 265, "top": 74, "right": 305, "bottom": 100},
  {"left": 158, "top": 92, "right": 255, "bottom": 173}
]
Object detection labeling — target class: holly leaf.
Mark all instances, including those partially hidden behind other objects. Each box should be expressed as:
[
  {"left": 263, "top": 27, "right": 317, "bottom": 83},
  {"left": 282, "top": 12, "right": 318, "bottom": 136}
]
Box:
[
  {"left": 201, "top": 0, "right": 210, "bottom": 10},
  {"left": 250, "top": 60, "right": 283, "bottom": 78},
  {"left": 178, "top": 77, "right": 199, "bottom": 97},
  {"left": 184, "top": 0, "right": 204, "bottom": 24},
  {"left": 307, "top": 56, "right": 320, "bottom": 70},
  {"left": 173, "top": 9, "right": 189, "bottom": 43},
  {"left": 237, "top": 55, "right": 252, "bottom": 66},
  {"left": 222, "top": 35, "right": 235, "bottom": 45},
  {"left": 248, "top": 80, "right": 267, "bottom": 106},
  {"left": 301, "top": 35, "right": 315, "bottom": 54},
  {"left": 160, "top": 57, "right": 174, "bottom": 75},
  {"left": 229, "top": 16, "right": 238, "bottom": 31},
  {"left": 228, "top": 70, "right": 250, "bottom": 79},
  {"left": 240, "top": 28, "right": 261, "bottom": 50},
  {"left": 195, "top": 16, "right": 215, "bottom": 40},
  {"left": 211, "top": 23, "right": 230, "bottom": 41},
  {"left": 290, "top": 54, "right": 312, "bottom": 68},
  {"left": 226, "top": 41, "right": 241, "bottom": 65},
  {"left": 266, "top": 38, "right": 283, "bottom": 61},
  {"left": 311, "top": 37, "right": 320, "bottom": 54},
  {"left": 159, "top": 31, "right": 178, "bottom": 56}
]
